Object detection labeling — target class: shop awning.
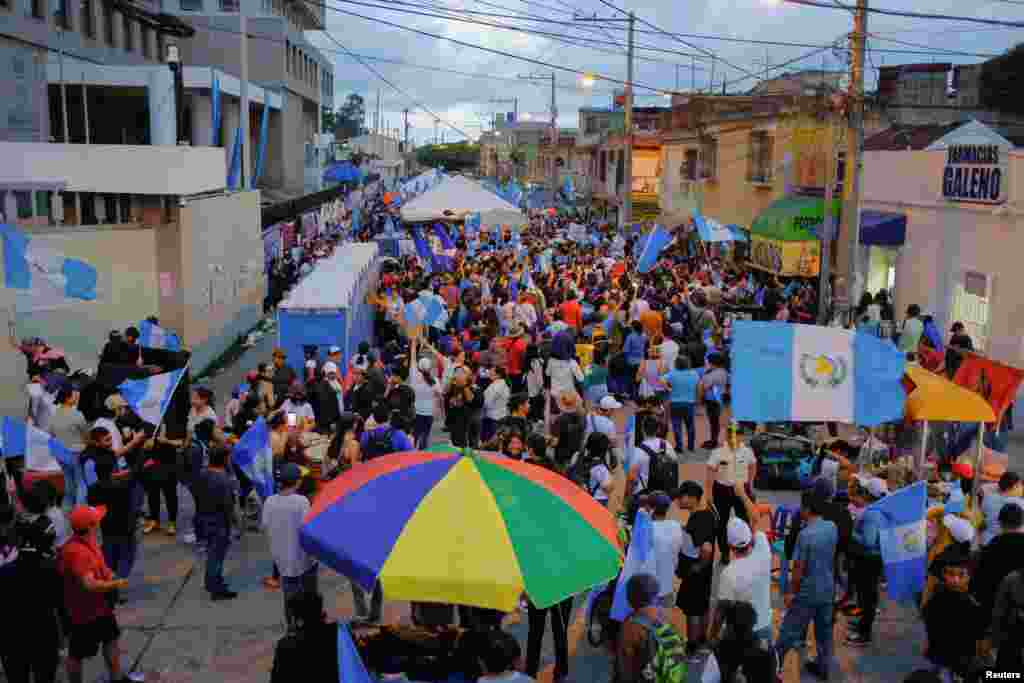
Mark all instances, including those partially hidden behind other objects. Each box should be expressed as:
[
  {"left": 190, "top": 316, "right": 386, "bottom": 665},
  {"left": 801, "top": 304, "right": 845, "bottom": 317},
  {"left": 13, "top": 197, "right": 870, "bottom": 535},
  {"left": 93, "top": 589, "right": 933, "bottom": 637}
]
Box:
[
  {"left": 860, "top": 210, "right": 907, "bottom": 246},
  {"left": 750, "top": 196, "right": 841, "bottom": 242}
]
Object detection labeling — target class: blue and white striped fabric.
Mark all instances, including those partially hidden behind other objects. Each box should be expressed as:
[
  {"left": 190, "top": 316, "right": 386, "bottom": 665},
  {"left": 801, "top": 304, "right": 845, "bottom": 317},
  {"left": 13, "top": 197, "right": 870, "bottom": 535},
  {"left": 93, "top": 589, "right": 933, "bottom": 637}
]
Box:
[
  {"left": 465, "top": 212, "right": 481, "bottom": 237},
  {"left": 405, "top": 292, "right": 448, "bottom": 330},
  {"left": 412, "top": 227, "right": 434, "bottom": 274},
  {"left": 232, "top": 416, "right": 274, "bottom": 499},
  {"left": 693, "top": 214, "right": 747, "bottom": 243},
  {"left": 1, "top": 416, "right": 74, "bottom": 472},
  {"left": 610, "top": 509, "right": 656, "bottom": 621},
  {"left": 0, "top": 223, "right": 98, "bottom": 302},
  {"left": 636, "top": 224, "right": 672, "bottom": 274},
  {"left": 118, "top": 368, "right": 186, "bottom": 426},
  {"left": 731, "top": 321, "right": 906, "bottom": 426},
  {"left": 138, "top": 320, "right": 181, "bottom": 351},
  {"left": 873, "top": 481, "right": 927, "bottom": 603}
]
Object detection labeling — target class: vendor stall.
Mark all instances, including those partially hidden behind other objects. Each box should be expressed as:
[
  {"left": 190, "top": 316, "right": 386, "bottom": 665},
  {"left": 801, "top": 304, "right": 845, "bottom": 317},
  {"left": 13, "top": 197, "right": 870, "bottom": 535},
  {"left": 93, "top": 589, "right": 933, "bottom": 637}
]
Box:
[{"left": 276, "top": 243, "right": 381, "bottom": 373}]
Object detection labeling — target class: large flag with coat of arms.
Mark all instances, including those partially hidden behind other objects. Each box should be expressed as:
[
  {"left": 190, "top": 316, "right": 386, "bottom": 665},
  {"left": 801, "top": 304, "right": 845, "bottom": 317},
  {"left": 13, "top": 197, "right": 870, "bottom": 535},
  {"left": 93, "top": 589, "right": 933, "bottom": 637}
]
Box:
[{"left": 730, "top": 321, "right": 906, "bottom": 425}]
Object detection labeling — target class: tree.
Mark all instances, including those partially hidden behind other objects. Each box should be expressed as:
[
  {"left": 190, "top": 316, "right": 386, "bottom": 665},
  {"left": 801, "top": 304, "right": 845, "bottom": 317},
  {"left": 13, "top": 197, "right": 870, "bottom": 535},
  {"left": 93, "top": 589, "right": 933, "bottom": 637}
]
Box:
[
  {"left": 416, "top": 142, "right": 480, "bottom": 172},
  {"left": 330, "top": 93, "right": 368, "bottom": 140},
  {"left": 980, "top": 43, "right": 1024, "bottom": 116},
  {"left": 322, "top": 106, "right": 336, "bottom": 135}
]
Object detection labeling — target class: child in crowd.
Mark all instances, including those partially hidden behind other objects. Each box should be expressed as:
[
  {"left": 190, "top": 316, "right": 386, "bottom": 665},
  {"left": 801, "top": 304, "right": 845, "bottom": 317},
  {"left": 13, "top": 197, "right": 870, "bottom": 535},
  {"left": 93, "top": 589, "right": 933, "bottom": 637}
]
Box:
[{"left": 922, "top": 545, "right": 984, "bottom": 682}]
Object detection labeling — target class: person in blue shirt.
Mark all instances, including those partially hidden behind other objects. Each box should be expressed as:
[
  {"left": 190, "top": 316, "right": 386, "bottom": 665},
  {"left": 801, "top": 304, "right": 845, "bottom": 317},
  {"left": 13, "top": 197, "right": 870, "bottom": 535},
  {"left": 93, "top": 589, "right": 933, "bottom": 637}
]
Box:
[
  {"left": 359, "top": 405, "right": 414, "bottom": 459},
  {"left": 776, "top": 490, "right": 839, "bottom": 680},
  {"left": 661, "top": 356, "right": 700, "bottom": 452},
  {"left": 622, "top": 321, "right": 647, "bottom": 399},
  {"left": 847, "top": 475, "right": 887, "bottom": 647}
]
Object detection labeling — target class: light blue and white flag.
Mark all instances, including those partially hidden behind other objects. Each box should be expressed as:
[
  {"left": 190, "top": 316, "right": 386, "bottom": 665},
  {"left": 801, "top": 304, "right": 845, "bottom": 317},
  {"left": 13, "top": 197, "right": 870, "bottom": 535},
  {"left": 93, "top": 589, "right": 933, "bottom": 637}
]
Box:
[
  {"left": 1, "top": 416, "right": 74, "bottom": 472},
  {"left": 138, "top": 320, "right": 181, "bottom": 351},
  {"left": 118, "top": 367, "right": 186, "bottom": 427},
  {"left": 610, "top": 508, "right": 656, "bottom": 621},
  {"left": 693, "top": 214, "right": 747, "bottom": 243},
  {"left": 0, "top": 223, "right": 98, "bottom": 302},
  {"left": 872, "top": 481, "right": 927, "bottom": 603},
  {"left": 405, "top": 292, "right": 448, "bottom": 330},
  {"left": 636, "top": 224, "right": 672, "bottom": 274},
  {"left": 730, "top": 321, "right": 906, "bottom": 425},
  {"left": 232, "top": 416, "right": 275, "bottom": 499},
  {"left": 465, "top": 212, "right": 481, "bottom": 237},
  {"left": 943, "top": 480, "right": 965, "bottom": 514}
]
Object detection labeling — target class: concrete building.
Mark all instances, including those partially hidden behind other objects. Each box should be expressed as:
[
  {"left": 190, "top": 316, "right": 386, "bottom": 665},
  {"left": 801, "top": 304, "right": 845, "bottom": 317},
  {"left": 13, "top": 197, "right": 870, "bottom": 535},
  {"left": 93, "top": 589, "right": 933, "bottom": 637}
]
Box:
[
  {"left": 349, "top": 132, "right": 404, "bottom": 184},
  {"left": 749, "top": 69, "right": 845, "bottom": 97},
  {"left": 0, "top": 141, "right": 265, "bottom": 417},
  {"left": 163, "top": 0, "right": 334, "bottom": 197}
]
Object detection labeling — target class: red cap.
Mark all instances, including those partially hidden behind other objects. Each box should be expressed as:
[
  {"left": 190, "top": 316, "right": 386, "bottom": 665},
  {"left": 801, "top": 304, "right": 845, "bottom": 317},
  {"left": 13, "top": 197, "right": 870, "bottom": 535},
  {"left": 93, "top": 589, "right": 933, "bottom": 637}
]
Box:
[
  {"left": 951, "top": 462, "right": 975, "bottom": 480},
  {"left": 69, "top": 505, "right": 107, "bottom": 532}
]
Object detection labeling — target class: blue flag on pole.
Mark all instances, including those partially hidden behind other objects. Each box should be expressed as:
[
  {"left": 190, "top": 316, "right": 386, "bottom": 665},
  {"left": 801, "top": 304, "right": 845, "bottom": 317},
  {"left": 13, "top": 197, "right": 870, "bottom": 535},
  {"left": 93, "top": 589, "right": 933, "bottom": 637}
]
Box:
[
  {"left": 138, "top": 320, "right": 181, "bottom": 351},
  {"left": 118, "top": 368, "right": 186, "bottom": 427},
  {"left": 730, "top": 321, "right": 906, "bottom": 425},
  {"left": 2, "top": 416, "right": 75, "bottom": 472},
  {"left": 636, "top": 224, "right": 672, "bottom": 274},
  {"left": 610, "top": 509, "right": 656, "bottom": 621},
  {"left": 211, "top": 71, "right": 221, "bottom": 147},
  {"left": 871, "top": 481, "right": 928, "bottom": 604},
  {"left": 232, "top": 417, "right": 275, "bottom": 499}
]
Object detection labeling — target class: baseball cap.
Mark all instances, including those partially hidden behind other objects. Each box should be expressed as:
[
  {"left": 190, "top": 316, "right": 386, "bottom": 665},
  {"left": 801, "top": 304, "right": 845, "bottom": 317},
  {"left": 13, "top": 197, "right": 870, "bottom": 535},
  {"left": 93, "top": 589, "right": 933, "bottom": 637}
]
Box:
[
  {"left": 69, "top": 505, "right": 107, "bottom": 532},
  {"left": 323, "top": 361, "right": 339, "bottom": 375},
  {"left": 943, "top": 514, "right": 975, "bottom": 544},
  {"left": 599, "top": 395, "right": 623, "bottom": 411},
  {"left": 726, "top": 518, "right": 752, "bottom": 549},
  {"left": 951, "top": 462, "right": 974, "bottom": 480},
  {"left": 328, "top": 345, "right": 342, "bottom": 355},
  {"left": 650, "top": 493, "right": 673, "bottom": 515},
  {"left": 418, "top": 357, "right": 433, "bottom": 372},
  {"left": 305, "top": 359, "right": 317, "bottom": 369},
  {"left": 279, "top": 463, "right": 302, "bottom": 485}
]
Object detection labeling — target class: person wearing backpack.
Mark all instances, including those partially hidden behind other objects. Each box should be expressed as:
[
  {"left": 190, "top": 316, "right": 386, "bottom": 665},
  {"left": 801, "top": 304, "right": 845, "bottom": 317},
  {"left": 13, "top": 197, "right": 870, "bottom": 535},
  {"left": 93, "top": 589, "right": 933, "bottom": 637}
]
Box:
[
  {"left": 628, "top": 415, "right": 679, "bottom": 500},
  {"left": 360, "top": 406, "right": 413, "bottom": 460},
  {"left": 614, "top": 572, "right": 688, "bottom": 683}
]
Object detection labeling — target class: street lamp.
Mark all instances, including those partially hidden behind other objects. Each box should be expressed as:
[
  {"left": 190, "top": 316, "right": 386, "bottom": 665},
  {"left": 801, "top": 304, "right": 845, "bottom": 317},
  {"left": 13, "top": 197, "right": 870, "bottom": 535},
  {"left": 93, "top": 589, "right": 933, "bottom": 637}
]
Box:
[
  {"left": 581, "top": 73, "right": 596, "bottom": 88},
  {"left": 166, "top": 42, "right": 186, "bottom": 145}
]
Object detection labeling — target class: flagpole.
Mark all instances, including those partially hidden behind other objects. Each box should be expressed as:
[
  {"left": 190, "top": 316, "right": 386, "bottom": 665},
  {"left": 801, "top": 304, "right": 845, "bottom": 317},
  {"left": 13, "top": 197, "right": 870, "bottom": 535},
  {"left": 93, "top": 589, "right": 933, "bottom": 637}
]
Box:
[
  {"left": 973, "top": 419, "right": 984, "bottom": 512},
  {"left": 917, "top": 420, "right": 929, "bottom": 482}
]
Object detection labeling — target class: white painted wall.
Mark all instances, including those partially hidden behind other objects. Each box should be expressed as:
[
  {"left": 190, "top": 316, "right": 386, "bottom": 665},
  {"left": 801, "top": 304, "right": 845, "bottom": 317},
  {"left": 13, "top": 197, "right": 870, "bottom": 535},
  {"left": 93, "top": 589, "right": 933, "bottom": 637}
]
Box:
[{"left": 1, "top": 143, "right": 226, "bottom": 195}]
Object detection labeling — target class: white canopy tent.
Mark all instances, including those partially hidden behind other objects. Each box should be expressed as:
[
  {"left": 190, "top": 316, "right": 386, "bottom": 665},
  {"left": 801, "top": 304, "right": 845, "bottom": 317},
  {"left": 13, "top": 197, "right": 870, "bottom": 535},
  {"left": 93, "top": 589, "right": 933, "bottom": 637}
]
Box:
[
  {"left": 400, "top": 174, "right": 525, "bottom": 227},
  {"left": 401, "top": 168, "right": 440, "bottom": 194}
]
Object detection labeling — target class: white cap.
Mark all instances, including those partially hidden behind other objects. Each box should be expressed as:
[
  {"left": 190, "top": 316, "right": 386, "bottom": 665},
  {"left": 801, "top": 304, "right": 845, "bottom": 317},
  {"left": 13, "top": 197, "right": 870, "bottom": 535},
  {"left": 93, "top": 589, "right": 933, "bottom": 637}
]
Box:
[
  {"left": 328, "top": 345, "right": 342, "bottom": 354},
  {"left": 323, "top": 361, "right": 339, "bottom": 375},
  {"left": 599, "top": 395, "right": 623, "bottom": 411},
  {"left": 418, "top": 357, "right": 433, "bottom": 372},
  {"left": 305, "top": 359, "right": 317, "bottom": 369},
  {"left": 726, "top": 518, "right": 752, "bottom": 549},
  {"left": 943, "top": 514, "right": 975, "bottom": 544},
  {"left": 865, "top": 477, "right": 888, "bottom": 498}
]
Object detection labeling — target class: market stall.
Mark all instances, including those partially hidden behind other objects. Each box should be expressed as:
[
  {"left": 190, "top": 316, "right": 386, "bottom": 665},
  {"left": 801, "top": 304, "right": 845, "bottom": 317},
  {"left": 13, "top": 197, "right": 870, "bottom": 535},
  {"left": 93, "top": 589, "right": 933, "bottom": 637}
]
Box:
[
  {"left": 748, "top": 196, "right": 840, "bottom": 277},
  {"left": 400, "top": 175, "right": 525, "bottom": 228},
  {"left": 276, "top": 242, "right": 381, "bottom": 373}
]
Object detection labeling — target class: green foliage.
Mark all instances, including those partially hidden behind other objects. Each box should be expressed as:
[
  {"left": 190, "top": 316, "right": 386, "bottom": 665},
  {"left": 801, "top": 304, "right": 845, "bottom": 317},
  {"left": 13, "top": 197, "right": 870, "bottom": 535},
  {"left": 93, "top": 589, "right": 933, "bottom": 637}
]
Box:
[
  {"left": 416, "top": 141, "right": 480, "bottom": 171},
  {"left": 980, "top": 43, "right": 1024, "bottom": 116},
  {"left": 326, "top": 94, "right": 369, "bottom": 140}
]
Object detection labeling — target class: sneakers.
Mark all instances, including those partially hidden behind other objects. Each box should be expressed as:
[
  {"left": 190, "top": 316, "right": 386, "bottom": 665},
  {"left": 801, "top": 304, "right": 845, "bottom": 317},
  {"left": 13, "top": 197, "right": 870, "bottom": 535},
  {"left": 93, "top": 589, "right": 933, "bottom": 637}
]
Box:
[
  {"left": 845, "top": 632, "right": 872, "bottom": 647},
  {"left": 166, "top": 523, "right": 176, "bottom": 536},
  {"left": 142, "top": 521, "right": 159, "bottom": 534},
  {"left": 211, "top": 590, "right": 239, "bottom": 601}
]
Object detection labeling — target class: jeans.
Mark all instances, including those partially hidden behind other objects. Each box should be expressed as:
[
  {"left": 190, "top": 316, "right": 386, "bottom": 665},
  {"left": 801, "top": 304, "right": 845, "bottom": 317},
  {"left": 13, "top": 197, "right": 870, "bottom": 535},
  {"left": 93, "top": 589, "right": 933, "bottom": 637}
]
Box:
[
  {"left": 145, "top": 469, "right": 178, "bottom": 524},
  {"left": 413, "top": 414, "right": 434, "bottom": 450},
  {"left": 669, "top": 402, "right": 696, "bottom": 452},
  {"left": 481, "top": 417, "right": 498, "bottom": 444},
  {"left": 526, "top": 596, "right": 574, "bottom": 680},
  {"left": 851, "top": 554, "right": 883, "bottom": 638},
  {"left": 776, "top": 600, "right": 833, "bottom": 673},
  {"left": 705, "top": 399, "right": 722, "bottom": 447},
  {"left": 197, "top": 516, "right": 230, "bottom": 594},
  {"left": 101, "top": 535, "right": 138, "bottom": 580},
  {"left": 282, "top": 565, "right": 319, "bottom": 625}
]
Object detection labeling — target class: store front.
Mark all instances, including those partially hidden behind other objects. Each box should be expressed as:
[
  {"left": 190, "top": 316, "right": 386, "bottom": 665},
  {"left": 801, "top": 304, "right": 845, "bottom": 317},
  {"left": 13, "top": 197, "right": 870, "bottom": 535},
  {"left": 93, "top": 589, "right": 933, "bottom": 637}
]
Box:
[
  {"left": 748, "top": 196, "right": 841, "bottom": 278},
  {"left": 861, "top": 122, "right": 1021, "bottom": 363}
]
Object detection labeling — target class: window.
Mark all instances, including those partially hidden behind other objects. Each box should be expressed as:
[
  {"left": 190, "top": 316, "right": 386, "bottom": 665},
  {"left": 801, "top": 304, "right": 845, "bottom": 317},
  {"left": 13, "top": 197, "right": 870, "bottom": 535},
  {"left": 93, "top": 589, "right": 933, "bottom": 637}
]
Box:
[
  {"left": 31, "top": 0, "right": 44, "bottom": 19},
  {"left": 104, "top": 5, "right": 115, "bottom": 45},
  {"left": 80, "top": 0, "right": 94, "bottom": 36},
  {"left": 123, "top": 15, "right": 133, "bottom": 52},
  {"left": 684, "top": 149, "right": 698, "bottom": 181},
  {"left": 748, "top": 131, "right": 773, "bottom": 183},
  {"left": 140, "top": 25, "right": 150, "bottom": 58},
  {"left": 55, "top": 0, "right": 70, "bottom": 28},
  {"left": 700, "top": 137, "right": 717, "bottom": 179},
  {"left": 220, "top": 0, "right": 239, "bottom": 11},
  {"left": 156, "top": 31, "right": 165, "bottom": 62},
  {"left": 180, "top": 0, "right": 202, "bottom": 10},
  {"left": 14, "top": 191, "right": 33, "bottom": 219}
]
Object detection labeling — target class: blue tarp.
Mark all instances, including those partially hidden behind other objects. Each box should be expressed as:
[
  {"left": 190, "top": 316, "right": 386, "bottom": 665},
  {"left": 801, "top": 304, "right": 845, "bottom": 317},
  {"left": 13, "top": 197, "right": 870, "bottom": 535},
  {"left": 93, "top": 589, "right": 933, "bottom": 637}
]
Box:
[{"left": 859, "top": 210, "right": 907, "bottom": 246}]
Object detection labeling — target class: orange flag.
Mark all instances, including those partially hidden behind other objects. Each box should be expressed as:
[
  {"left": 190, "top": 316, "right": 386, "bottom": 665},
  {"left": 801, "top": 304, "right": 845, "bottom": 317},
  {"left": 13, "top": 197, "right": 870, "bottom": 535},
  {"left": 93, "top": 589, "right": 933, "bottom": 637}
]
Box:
[{"left": 952, "top": 354, "right": 1024, "bottom": 419}]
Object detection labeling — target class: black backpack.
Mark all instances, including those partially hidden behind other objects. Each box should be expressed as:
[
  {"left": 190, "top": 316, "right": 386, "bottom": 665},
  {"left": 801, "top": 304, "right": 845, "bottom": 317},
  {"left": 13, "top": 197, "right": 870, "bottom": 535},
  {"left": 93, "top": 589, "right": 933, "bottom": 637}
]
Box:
[
  {"left": 364, "top": 427, "right": 396, "bottom": 460},
  {"left": 640, "top": 440, "right": 678, "bottom": 496}
]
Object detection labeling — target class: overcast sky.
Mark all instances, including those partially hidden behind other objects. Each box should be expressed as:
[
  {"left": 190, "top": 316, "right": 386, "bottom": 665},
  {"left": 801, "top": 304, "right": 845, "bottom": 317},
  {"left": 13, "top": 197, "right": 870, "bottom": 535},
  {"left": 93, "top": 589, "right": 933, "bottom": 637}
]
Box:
[{"left": 306, "top": 0, "right": 1024, "bottom": 145}]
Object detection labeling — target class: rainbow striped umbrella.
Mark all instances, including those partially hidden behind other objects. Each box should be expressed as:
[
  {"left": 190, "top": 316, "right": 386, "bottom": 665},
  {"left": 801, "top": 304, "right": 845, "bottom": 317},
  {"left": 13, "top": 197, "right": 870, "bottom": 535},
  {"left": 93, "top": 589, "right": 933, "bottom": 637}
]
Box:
[{"left": 299, "top": 451, "right": 622, "bottom": 611}]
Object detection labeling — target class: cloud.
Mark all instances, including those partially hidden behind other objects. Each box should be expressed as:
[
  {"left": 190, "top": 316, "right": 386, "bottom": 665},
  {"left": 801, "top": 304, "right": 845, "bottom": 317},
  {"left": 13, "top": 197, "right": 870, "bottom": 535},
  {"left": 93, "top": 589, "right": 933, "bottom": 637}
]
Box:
[{"left": 310, "top": 0, "right": 1022, "bottom": 144}]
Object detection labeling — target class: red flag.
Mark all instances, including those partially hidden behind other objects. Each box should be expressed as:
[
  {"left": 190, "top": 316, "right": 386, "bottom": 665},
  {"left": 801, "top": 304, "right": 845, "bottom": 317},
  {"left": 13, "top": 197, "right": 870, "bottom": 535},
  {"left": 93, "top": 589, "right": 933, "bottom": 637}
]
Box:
[{"left": 952, "top": 354, "right": 1024, "bottom": 419}]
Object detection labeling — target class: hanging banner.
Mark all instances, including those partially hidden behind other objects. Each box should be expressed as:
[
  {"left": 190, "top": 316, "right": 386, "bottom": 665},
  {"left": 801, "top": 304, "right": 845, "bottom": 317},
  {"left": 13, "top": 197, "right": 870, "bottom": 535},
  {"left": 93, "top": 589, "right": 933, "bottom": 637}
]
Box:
[{"left": 748, "top": 235, "right": 820, "bottom": 277}]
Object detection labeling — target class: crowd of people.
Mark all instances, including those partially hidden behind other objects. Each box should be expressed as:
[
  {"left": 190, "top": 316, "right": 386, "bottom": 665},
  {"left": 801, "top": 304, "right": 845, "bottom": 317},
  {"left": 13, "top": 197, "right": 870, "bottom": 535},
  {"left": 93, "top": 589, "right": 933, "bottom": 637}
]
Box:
[{"left": 1, "top": 179, "right": 1022, "bottom": 683}]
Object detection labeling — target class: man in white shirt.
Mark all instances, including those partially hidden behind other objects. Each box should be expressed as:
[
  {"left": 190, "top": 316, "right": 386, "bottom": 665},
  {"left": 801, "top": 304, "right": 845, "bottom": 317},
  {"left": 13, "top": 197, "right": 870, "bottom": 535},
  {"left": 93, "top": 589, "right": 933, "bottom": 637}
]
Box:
[
  {"left": 657, "top": 335, "right": 680, "bottom": 373},
  {"left": 707, "top": 434, "right": 757, "bottom": 563},
  {"left": 262, "top": 464, "right": 318, "bottom": 625},
  {"left": 649, "top": 493, "right": 684, "bottom": 606},
  {"left": 628, "top": 414, "right": 679, "bottom": 497},
  {"left": 714, "top": 486, "right": 773, "bottom": 642},
  {"left": 629, "top": 296, "right": 650, "bottom": 324}
]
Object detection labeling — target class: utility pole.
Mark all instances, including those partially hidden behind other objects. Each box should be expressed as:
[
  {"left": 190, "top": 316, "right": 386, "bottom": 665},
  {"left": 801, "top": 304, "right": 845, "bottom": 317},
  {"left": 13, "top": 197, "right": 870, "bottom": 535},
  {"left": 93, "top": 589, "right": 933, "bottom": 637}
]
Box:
[
  {"left": 574, "top": 11, "right": 635, "bottom": 227},
  {"left": 376, "top": 90, "right": 381, "bottom": 135},
  {"left": 844, "top": 0, "right": 868, "bottom": 306},
  {"left": 691, "top": 57, "right": 696, "bottom": 92},
  {"left": 240, "top": 14, "right": 250, "bottom": 188},
  {"left": 819, "top": 112, "right": 837, "bottom": 324},
  {"left": 517, "top": 74, "right": 558, "bottom": 196},
  {"left": 403, "top": 108, "right": 410, "bottom": 151},
  {"left": 434, "top": 119, "right": 439, "bottom": 145}
]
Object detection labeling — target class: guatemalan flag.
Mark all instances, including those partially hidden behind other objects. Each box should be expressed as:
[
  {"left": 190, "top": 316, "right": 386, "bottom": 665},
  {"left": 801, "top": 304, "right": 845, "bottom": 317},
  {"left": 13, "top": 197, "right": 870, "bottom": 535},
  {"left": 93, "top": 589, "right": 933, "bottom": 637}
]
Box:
[
  {"left": 636, "top": 224, "right": 672, "bottom": 274},
  {"left": 405, "top": 292, "right": 448, "bottom": 330},
  {"left": 118, "top": 368, "right": 186, "bottom": 427},
  {"left": 693, "top": 214, "right": 747, "bottom": 243},
  {"left": 1, "top": 416, "right": 74, "bottom": 472},
  {"left": 0, "top": 223, "right": 98, "bottom": 306},
  {"left": 872, "top": 481, "right": 928, "bottom": 603},
  {"left": 610, "top": 508, "right": 656, "bottom": 621},
  {"left": 730, "top": 321, "right": 906, "bottom": 425},
  {"left": 138, "top": 320, "right": 181, "bottom": 351},
  {"left": 232, "top": 416, "right": 275, "bottom": 499}
]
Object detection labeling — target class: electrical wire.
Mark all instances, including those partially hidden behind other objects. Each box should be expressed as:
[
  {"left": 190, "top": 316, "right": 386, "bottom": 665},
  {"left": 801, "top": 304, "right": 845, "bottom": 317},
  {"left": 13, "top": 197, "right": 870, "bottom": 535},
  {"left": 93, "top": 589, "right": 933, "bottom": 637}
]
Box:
[
  {"left": 866, "top": 33, "right": 997, "bottom": 59},
  {"left": 781, "top": 0, "right": 1024, "bottom": 28}
]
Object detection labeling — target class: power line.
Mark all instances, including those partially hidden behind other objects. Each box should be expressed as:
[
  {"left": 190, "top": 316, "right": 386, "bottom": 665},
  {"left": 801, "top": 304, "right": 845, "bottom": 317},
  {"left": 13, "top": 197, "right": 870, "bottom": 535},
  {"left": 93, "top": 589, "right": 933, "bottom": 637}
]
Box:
[
  {"left": 866, "top": 33, "right": 998, "bottom": 59},
  {"left": 782, "top": 0, "right": 1024, "bottom": 27}
]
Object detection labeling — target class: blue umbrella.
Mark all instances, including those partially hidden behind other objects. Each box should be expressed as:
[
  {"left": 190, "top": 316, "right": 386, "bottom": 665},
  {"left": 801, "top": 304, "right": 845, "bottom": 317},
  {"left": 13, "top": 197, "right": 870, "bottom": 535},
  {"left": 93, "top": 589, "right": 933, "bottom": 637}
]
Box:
[{"left": 323, "top": 162, "right": 359, "bottom": 184}]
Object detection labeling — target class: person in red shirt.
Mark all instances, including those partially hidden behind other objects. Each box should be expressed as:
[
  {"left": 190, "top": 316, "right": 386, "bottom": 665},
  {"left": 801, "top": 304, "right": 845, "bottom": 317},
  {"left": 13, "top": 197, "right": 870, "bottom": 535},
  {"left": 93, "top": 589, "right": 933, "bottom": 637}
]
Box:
[
  {"left": 59, "top": 505, "right": 136, "bottom": 683},
  {"left": 559, "top": 291, "right": 583, "bottom": 331},
  {"left": 505, "top": 322, "right": 529, "bottom": 394}
]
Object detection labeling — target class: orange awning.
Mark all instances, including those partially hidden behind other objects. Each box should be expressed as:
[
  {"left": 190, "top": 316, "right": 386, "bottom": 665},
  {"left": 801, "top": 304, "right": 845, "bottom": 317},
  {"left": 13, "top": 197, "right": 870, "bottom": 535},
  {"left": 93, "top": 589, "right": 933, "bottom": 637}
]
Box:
[{"left": 904, "top": 365, "right": 996, "bottom": 423}]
